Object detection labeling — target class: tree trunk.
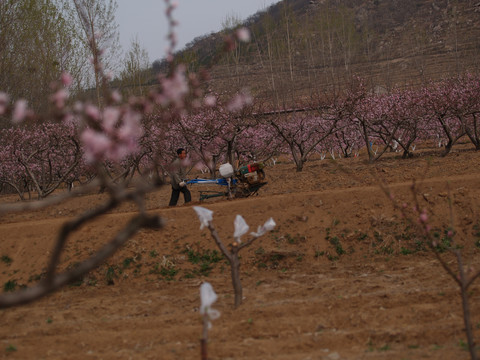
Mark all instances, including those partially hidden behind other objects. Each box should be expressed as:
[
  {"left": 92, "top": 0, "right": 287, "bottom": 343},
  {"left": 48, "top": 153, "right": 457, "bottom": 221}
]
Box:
[{"left": 230, "top": 252, "right": 242, "bottom": 308}]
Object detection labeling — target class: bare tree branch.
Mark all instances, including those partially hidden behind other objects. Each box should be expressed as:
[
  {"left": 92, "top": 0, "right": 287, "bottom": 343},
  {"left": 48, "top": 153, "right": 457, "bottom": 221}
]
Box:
[{"left": 0, "top": 213, "right": 163, "bottom": 309}]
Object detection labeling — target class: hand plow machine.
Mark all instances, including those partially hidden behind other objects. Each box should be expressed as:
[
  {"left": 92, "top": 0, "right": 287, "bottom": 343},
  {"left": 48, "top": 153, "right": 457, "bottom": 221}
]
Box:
[{"left": 186, "top": 163, "right": 267, "bottom": 201}]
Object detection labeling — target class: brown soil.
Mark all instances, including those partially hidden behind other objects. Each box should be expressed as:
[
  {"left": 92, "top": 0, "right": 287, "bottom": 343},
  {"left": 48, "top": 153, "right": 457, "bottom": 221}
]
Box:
[{"left": 0, "top": 144, "right": 479, "bottom": 360}]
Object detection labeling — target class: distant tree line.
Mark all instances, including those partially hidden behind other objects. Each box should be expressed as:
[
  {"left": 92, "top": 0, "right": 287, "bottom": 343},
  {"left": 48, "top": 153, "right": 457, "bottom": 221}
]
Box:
[{"left": 0, "top": 0, "right": 152, "bottom": 124}]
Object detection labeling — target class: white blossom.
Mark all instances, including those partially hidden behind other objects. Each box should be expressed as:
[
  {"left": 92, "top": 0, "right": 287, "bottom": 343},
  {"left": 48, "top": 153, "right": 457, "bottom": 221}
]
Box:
[
  {"left": 233, "top": 215, "right": 249, "bottom": 243},
  {"left": 250, "top": 218, "right": 276, "bottom": 237},
  {"left": 193, "top": 206, "right": 213, "bottom": 229},
  {"left": 200, "top": 282, "right": 220, "bottom": 328},
  {"left": 262, "top": 218, "right": 276, "bottom": 231}
]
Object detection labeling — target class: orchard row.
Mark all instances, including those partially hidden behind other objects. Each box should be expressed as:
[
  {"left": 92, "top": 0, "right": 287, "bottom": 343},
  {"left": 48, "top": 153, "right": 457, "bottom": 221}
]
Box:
[{"left": 1, "top": 73, "right": 479, "bottom": 199}]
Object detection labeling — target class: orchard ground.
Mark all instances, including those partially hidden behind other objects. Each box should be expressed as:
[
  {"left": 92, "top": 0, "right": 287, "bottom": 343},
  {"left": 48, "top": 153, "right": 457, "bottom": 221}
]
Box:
[{"left": 0, "top": 142, "right": 479, "bottom": 360}]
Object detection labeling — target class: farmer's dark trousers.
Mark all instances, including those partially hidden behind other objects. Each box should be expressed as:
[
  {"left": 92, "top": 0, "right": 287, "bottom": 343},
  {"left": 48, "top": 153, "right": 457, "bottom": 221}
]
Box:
[{"left": 169, "top": 186, "right": 191, "bottom": 206}]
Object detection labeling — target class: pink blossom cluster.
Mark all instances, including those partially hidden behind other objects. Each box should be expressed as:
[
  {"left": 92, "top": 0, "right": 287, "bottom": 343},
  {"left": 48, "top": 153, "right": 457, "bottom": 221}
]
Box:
[{"left": 80, "top": 105, "right": 144, "bottom": 164}]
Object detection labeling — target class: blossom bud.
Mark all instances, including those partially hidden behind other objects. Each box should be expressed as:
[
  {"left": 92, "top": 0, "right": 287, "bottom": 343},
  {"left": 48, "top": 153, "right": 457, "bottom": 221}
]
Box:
[
  {"left": 61, "top": 72, "right": 73, "bottom": 87},
  {"left": 419, "top": 212, "right": 428, "bottom": 223}
]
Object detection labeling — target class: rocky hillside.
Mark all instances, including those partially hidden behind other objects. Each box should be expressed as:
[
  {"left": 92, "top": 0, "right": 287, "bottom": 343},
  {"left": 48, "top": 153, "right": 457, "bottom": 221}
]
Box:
[{"left": 168, "top": 0, "right": 480, "bottom": 103}]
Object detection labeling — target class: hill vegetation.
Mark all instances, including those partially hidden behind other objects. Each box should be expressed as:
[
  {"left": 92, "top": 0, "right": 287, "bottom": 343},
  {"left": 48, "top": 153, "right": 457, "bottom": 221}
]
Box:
[
  {"left": 2, "top": 1, "right": 479, "bottom": 112},
  {"left": 163, "top": 0, "right": 480, "bottom": 107}
]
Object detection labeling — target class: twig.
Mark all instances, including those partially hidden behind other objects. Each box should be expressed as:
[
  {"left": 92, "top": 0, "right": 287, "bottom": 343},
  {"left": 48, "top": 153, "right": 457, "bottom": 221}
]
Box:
[
  {"left": 0, "top": 213, "right": 163, "bottom": 308},
  {"left": 380, "top": 179, "right": 478, "bottom": 360}
]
